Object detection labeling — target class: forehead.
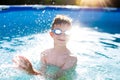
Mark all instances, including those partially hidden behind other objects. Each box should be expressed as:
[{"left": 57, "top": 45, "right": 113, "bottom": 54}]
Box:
[{"left": 53, "top": 23, "right": 71, "bottom": 30}]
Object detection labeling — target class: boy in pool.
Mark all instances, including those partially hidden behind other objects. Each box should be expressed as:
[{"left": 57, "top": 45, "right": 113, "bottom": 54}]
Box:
[{"left": 13, "top": 15, "right": 77, "bottom": 79}]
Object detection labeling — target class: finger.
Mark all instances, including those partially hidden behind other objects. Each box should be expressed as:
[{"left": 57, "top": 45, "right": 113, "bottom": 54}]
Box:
[
  {"left": 18, "top": 56, "right": 30, "bottom": 63},
  {"left": 18, "top": 65, "right": 27, "bottom": 70}
]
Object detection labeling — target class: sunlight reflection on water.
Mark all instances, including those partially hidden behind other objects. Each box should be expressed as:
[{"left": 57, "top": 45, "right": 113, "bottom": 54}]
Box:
[{"left": 0, "top": 26, "right": 120, "bottom": 80}]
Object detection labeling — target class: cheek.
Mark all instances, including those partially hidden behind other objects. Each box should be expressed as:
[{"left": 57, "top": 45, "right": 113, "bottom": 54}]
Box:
[
  {"left": 65, "top": 35, "right": 70, "bottom": 40},
  {"left": 51, "top": 34, "right": 58, "bottom": 39},
  {"left": 66, "top": 36, "right": 70, "bottom": 40}
]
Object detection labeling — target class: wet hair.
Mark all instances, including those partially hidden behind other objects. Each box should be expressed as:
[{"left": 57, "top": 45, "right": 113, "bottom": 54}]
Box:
[{"left": 51, "top": 15, "right": 72, "bottom": 30}]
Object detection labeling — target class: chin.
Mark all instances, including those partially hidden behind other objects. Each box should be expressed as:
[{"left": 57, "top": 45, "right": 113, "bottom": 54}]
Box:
[{"left": 58, "top": 41, "right": 67, "bottom": 45}]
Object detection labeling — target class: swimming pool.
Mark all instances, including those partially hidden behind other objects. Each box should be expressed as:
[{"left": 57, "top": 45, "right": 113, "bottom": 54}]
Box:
[{"left": 0, "top": 5, "right": 120, "bottom": 80}]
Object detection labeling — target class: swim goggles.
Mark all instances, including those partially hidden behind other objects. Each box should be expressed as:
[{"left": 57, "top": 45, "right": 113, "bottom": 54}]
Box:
[{"left": 52, "top": 28, "right": 71, "bottom": 35}]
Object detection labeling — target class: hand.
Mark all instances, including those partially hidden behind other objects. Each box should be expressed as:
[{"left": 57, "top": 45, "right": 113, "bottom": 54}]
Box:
[{"left": 13, "top": 55, "right": 41, "bottom": 75}]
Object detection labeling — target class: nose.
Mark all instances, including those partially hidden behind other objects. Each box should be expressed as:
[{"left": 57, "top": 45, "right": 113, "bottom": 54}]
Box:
[
  {"left": 60, "top": 33, "right": 69, "bottom": 40},
  {"left": 59, "top": 32, "right": 67, "bottom": 37}
]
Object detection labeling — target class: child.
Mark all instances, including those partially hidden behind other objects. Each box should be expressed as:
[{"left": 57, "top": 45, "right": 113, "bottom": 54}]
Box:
[{"left": 13, "top": 14, "right": 77, "bottom": 80}]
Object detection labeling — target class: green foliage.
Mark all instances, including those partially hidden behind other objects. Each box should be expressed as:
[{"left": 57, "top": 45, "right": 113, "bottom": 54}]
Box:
[
  {"left": 42, "top": 0, "right": 66, "bottom": 5},
  {"left": 55, "top": 0, "right": 65, "bottom": 5},
  {"left": 43, "top": 0, "right": 51, "bottom": 4}
]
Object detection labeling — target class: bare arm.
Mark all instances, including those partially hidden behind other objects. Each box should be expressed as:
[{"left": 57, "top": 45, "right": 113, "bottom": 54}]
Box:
[{"left": 39, "top": 52, "right": 47, "bottom": 75}]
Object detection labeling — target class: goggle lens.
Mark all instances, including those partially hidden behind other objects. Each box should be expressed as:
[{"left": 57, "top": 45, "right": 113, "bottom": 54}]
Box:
[
  {"left": 52, "top": 29, "right": 62, "bottom": 35},
  {"left": 52, "top": 28, "right": 71, "bottom": 35},
  {"left": 54, "top": 29, "right": 62, "bottom": 35}
]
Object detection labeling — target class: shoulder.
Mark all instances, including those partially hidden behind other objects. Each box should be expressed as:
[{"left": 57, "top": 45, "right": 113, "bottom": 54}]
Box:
[
  {"left": 40, "top": 48, "right": 53, "bottom": 64},
  {"left": 41, "top": 48, "right": 52, "bottom": 57},
  {"left": 68, "top": 50, "right": 77, "bottom": 63},
  {"left": 69, "top": 55, "right": 77, "bottom": 63}
]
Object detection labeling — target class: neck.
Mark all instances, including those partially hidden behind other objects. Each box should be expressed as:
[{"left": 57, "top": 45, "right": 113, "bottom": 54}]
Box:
[{"left": 54, "top": 43, "right": 68, "bottom": 52}]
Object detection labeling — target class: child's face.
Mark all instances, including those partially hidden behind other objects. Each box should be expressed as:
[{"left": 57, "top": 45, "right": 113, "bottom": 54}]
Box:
[{"left": 50, "top": 23, "right": 71, "bottom": 45}]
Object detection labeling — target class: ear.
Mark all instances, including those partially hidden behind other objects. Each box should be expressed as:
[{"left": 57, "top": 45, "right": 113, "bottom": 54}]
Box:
[{"left": 49, "top": 32, "right": 54, "bottom": 38}]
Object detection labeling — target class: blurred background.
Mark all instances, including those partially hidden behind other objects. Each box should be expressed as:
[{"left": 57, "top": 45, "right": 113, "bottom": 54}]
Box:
[{"left": 0, "top": 0, "right": 120, "bottom": 8}]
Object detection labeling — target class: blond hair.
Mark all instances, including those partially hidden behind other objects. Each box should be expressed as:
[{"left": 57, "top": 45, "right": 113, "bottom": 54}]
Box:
[{"left": 51, "top": 15, "right": 72, "bottom": 30}]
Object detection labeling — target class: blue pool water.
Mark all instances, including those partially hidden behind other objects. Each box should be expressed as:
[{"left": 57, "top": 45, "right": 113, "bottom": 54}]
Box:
[{"left": 0, "top": 5, "right": 120, "bottom": 80}]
